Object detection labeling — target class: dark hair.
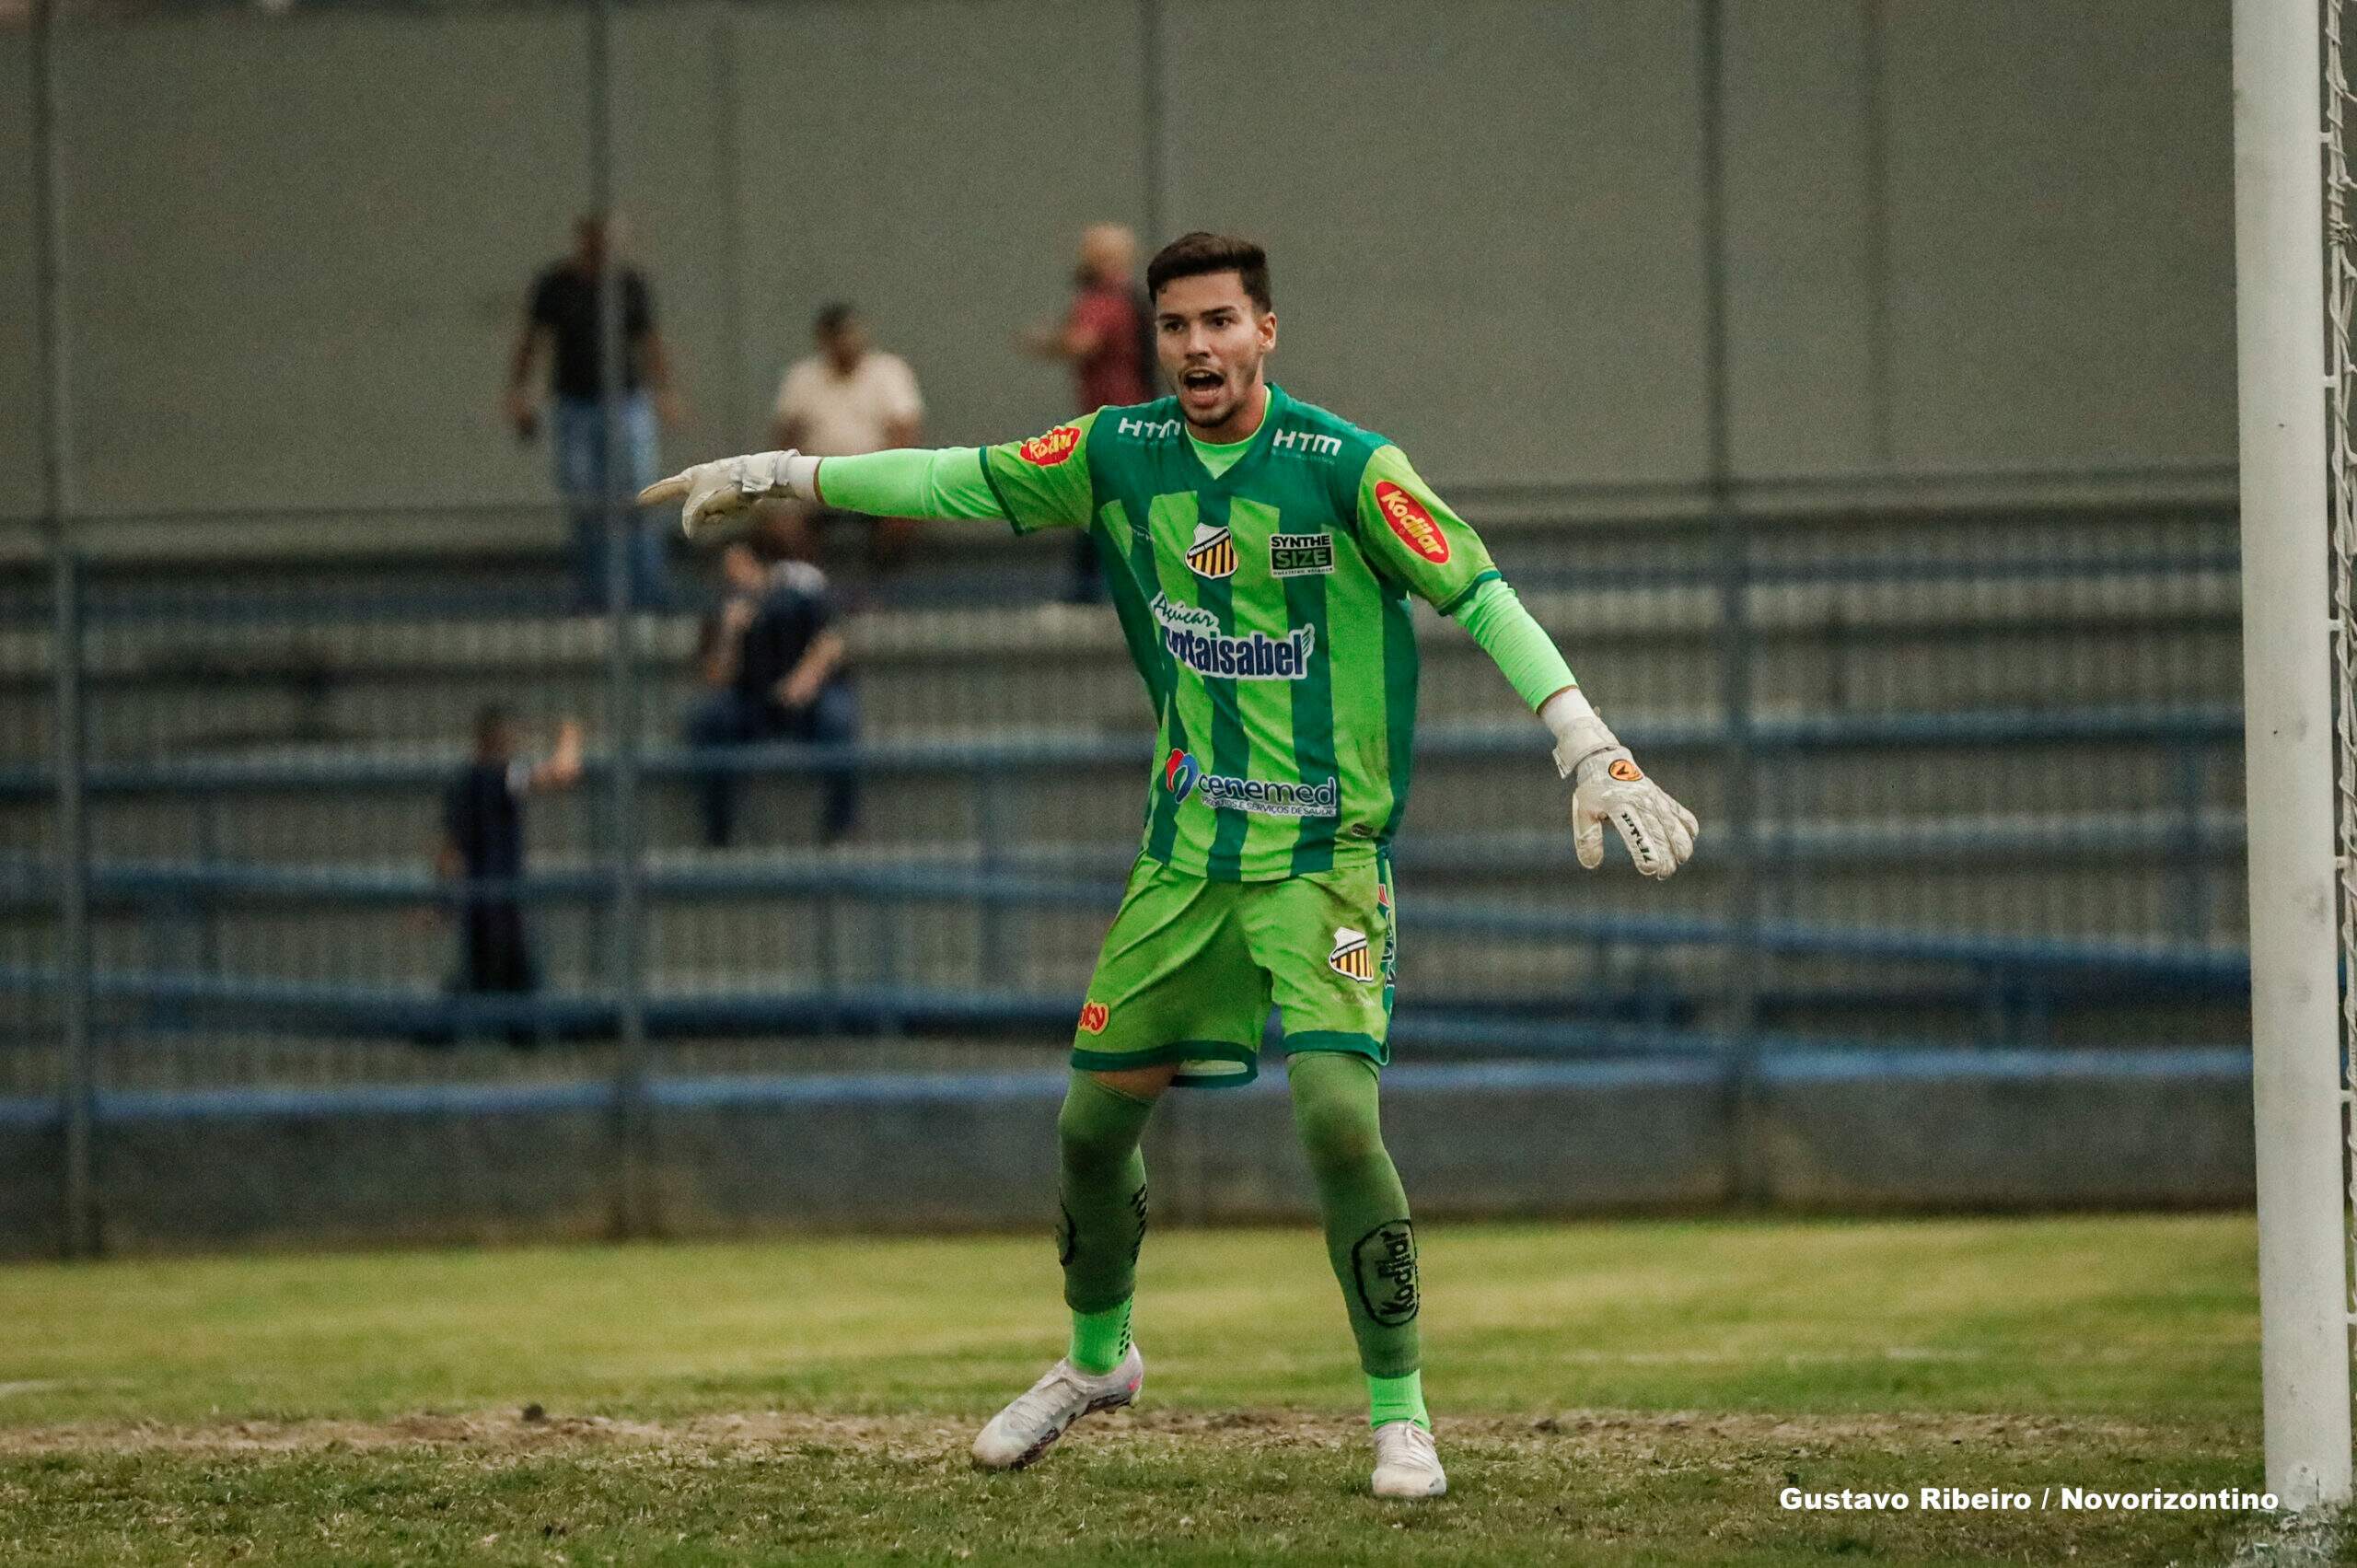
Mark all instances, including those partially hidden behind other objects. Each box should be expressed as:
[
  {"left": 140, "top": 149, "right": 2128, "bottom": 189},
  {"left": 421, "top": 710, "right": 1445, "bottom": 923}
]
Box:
[
  {"left": 1146, "top": 232, "right": 1271, "bottom": 313},
  {"left": 813, "top": 301, "right": 856, "bottom": 336}
]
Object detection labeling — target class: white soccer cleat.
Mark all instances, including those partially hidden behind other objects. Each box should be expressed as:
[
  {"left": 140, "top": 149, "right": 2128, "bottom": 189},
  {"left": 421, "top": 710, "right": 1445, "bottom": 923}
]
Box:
[
  {"left": 1370, "top": 1419, "right": 1447, "bottom": 1498},
  {"left": 970, "top": 1343, "right": 1144, "bottom": 1471}
]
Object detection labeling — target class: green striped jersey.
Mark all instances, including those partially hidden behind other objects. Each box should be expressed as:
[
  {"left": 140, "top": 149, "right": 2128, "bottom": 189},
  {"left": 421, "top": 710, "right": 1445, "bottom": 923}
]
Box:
[{"left": 979, "top": 385, "right": 1500, "bottom": 881}]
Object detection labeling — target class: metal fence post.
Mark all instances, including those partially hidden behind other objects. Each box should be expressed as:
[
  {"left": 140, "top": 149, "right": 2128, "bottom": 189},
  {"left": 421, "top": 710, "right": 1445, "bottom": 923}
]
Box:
[
  {"left": 588, "top": 0, "right": 653, "bottom": 1238},
  {"left": 30, "top": 0, "right": 96, "bottom": 1259},
  {"left": 1697, "top": 0, "right": 1764, "bottom": 1202},
  {"left": 52, "top": 552, "right": 93, "bottom": 1259}
]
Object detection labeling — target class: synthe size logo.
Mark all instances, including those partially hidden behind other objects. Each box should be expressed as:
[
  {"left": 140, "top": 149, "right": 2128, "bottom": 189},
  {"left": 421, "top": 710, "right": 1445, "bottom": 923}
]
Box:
[
  {"left": 1271, "top": 429, "right": 1344, "bottom": 458},
  {"left": 1150, "top": 594, "right": 1316, "bottom": 680},
  {"left": 1270, "top": 532, "right": 1334, "bottom": 577},
  {"left": 1119, "top": 416, "right": 1182, "bottom": 439},
  {"left": 1018, "top": 425, "right": 1082, "bottom": 467},
  {"left": 1164, "top": 749, "right": 1340, "bottom": 819},
  {"left": 1375, "top": 481, "right": 1449, "bottom": 563},
  {"left": 1185, "top": 521, "right": 1237, "bottom": 579}
]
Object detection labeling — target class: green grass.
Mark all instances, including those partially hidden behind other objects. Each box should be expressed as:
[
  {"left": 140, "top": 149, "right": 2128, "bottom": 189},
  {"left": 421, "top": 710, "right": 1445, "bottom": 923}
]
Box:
[{"left": 0, "top": 1214, "right": 2320, "bottom": 1565}]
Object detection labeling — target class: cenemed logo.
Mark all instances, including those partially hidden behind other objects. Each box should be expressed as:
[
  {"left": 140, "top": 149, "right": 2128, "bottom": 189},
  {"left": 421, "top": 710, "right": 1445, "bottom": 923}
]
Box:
[
  {"left": 1164, "top": 749, "right": 1339, "bottom": 819},
  {"left": 1150, "top": 593, "right": 1317, "bottom": 680}
]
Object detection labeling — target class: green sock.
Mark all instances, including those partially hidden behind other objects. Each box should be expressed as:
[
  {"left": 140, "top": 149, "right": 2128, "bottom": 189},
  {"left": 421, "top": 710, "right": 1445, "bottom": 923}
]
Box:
[
  {"left": 1367, "top": 1369, "right": 1430, "bottom": 1430},
  {"left": 1068, "top": 1298, "right": 1133, "bottom": 1376},
  {"left": 1288, "top": 1053, "right": 1422, "bottom": 1381},
  {"left": 1055, "top": 1072, "right": 1155, "bottom": 1371}
]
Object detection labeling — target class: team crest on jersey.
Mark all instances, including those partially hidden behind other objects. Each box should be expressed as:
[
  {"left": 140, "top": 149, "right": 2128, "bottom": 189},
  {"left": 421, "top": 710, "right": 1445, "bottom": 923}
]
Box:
[
  {"left": 1329, "top": 927, "right": 1376, "bottom": 984},
  {"left": 1269, "top": 532, "right": 1334, "bottom": 577},
  {"left": 1018, "top": 425, "right": 1082, "bottom": 467},
  {"left": 1375, "top": 481, "right": 1449, "bottom": 564},
  {"left": 1185, "top": 521, "right": 1237, "bottom": 579}
]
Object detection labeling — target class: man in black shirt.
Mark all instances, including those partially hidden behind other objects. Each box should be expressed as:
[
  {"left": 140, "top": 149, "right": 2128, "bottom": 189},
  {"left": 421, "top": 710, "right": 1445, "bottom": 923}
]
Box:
[
  {"left": 685, "top": 523, "right": 859, "bottom": 849},
  {"left": 436, "top": 706, "right": 584, "bottom": 1034},
  {"left": 505, "top": 215, "right": 682, "bottom": 609}
]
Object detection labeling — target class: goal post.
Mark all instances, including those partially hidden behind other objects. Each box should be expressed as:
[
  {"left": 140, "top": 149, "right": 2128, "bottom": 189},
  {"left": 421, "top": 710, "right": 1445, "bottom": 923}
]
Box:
[{"left": 2235, "top": 0, "right": 2356, "bottom": 1514}]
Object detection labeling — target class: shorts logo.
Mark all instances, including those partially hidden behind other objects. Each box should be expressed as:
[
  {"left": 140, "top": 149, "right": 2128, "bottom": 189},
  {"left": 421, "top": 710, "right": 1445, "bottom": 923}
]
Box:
[
  {"left": 1018, "top": 425, "right": 1082, "bottom": 467},
  {"left": 1164, "top": 749, "right": 1202, "bottom": 803},
  {"left": 1375, "top": 481, "right": 1450, "bottom": 564},
  {"left": 1352, "top": 1220, "right": 1420, "bottom": 1327},
  {"left": 1078, "top": 1001, "right": 1110, "bottom": 1034},
  {"left": 1608, "top": 758, "right": 1644, "bottom": 783},
  {"left": 1269, "top": 532, "right": 1335, "bottom": 577},
  {"left": 1329, "top": 926, "right": 1376, "bottom": 983},
  {"left": 1185, "top": 521, "right": 1237, "bottom": 579}
]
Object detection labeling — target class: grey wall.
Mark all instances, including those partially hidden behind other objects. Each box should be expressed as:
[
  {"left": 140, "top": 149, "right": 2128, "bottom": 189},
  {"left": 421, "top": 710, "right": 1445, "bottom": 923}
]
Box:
[
  {"left": 0, "top": 0, "right": 2235, "bottom": 521},
  {"left": 0, "top": 1051, "right": 2255, "bottom": 1257}
]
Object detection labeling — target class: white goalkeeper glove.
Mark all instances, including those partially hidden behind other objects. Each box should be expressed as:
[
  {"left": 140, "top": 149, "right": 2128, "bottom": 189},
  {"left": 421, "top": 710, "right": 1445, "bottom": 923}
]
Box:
[
  {"left": 1541, "top": 687, "right": 1699, "bottom": 880},
  {"left": 637, "top": 449, "right": 821, "bottom": 538}
]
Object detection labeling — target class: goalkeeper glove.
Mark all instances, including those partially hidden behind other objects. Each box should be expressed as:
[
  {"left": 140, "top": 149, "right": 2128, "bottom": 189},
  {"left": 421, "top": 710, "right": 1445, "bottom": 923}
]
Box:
[
  {"left": 638, "top": 449, "right": 821, "bottom": 538},
  {"left": 1540, "top": 687, "right": 1699, "bottom": 879}
]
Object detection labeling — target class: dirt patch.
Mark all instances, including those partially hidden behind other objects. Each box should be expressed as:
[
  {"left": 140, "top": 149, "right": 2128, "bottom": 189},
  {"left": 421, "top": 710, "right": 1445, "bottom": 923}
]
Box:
[{"left": 0, "top": 1405, "right": 2172, "bottom": 1459}]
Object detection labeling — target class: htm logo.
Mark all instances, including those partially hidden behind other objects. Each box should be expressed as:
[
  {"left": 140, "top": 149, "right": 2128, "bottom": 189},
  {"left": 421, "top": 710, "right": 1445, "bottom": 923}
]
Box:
[{"left": 1272, "top": 429, "right": 1343, "bottom": 458}]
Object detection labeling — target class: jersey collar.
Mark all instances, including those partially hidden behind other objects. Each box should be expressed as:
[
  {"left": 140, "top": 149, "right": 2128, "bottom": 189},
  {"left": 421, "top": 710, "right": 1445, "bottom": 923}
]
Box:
[{"left": 1180, "top": 382, "right": 1287, "bottom": 493}]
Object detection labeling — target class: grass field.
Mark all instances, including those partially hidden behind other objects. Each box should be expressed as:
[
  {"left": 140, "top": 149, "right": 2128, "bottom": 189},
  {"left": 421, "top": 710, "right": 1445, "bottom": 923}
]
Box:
[{"left": 0, "top": 1214, "right": 2331, "bottom": 1566}]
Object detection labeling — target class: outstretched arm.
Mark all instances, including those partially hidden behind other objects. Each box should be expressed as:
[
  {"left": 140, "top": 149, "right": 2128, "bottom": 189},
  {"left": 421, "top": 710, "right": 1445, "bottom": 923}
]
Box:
[
  {"left": 1353, "top": 443, "right": 1698, "bottom": 879},
  {"left": 641, "top": 415, "right": 1100, "bottom": 537},
  {"left": 1451, "top": 581, "right": 1697, "bottom": 878}
]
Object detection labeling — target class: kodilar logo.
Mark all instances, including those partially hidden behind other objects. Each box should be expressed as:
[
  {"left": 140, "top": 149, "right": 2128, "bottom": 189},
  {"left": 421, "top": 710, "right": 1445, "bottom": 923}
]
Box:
[
  {"left": 1078, "top": 1001, "right": 1110, "bottom": 1035},
  {"left": 1019, "top": 425, "right": 1082, "bottom": 467},
  {"left": 1375, "top": 481, "right": 1449, "bottom": 563}
]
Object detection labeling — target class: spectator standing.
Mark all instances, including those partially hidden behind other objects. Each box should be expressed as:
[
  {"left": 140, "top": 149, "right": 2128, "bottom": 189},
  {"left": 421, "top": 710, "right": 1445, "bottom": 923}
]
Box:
[
  {"left": 685, "top": 520, "right": 859, "bottom": 848},
  {"left": 1020, "top": 224, "right": 1157, "bottom": 601},
  {"left": 506, "top": 214, "right": 682, "bottom": 609},
  {"left": 772, "top": 304, "right": 925, "bottom": 573},
  {"left": 435, "top": 706, "right": 583, "bottom": 1041}
]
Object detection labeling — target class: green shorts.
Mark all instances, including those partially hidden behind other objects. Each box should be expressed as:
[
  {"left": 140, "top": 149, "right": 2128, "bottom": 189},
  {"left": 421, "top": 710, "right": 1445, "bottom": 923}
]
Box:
[{"left": 1070, "top": 853, "right": 1398, "bottom": 1088}]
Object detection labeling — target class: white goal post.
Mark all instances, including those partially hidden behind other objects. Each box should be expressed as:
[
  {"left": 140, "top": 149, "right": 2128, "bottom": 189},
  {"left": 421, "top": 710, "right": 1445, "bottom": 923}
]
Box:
[{"left": 2235, "top": 0, "right": 2356, "bottom": 1514}]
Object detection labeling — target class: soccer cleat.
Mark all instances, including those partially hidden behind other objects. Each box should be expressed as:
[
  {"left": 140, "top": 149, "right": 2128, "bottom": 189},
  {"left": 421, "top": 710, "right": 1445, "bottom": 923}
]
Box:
[
  {"left": 970, "top": 1343, "right": 1144, "bottom": 1471},
  {"left": 1370, "top": 1419, "right": 1447, "bottom": 1498}
]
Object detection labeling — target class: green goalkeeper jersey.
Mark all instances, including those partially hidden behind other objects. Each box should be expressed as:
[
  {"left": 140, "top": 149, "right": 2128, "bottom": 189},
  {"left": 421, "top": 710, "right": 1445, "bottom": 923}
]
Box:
[{"left": 978, "top": 385, "right": 1499, "bottom": 881}]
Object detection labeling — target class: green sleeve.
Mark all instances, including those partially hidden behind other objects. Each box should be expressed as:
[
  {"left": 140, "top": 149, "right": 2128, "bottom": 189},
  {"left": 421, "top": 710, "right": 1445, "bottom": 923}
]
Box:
[
  {"left": 815, "top": 447, "right": 1005, "bottom": 521},
  {"left": 1354, "top": 444, "right": 1500, "bottom": 610},
  {"left": 978, "top": 410, "right": 1101, "bottom": 534},
  {"left": 1452, "top": 577, "right": 1577, "bottom": 711}
]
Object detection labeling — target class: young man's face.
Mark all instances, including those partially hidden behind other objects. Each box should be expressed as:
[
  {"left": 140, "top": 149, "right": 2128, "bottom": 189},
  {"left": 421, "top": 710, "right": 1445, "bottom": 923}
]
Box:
[{"left": 1154, "top": 272, "right": 1275, "bottom": 431}]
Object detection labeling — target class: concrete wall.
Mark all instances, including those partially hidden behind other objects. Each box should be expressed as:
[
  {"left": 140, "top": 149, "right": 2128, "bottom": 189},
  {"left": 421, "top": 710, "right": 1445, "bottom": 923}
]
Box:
[
  {"left": 0, "top": 0, "right": 2235, "bottom": 521},
  {"left": 0, "top": 1050, "right": 2255, "bottom": 1256}
]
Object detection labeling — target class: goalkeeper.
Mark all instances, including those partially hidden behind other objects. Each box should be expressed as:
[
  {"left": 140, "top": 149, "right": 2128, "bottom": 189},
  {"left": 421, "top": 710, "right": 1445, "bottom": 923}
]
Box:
[{"left": 643, "top": 232, "right": 1698, "bottom": 1499}]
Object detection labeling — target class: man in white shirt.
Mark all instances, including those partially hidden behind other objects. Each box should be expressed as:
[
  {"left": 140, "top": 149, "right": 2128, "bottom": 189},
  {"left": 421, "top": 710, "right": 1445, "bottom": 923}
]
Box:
[{"left": 772, "top": 303, "right": 925, "bottom": 571}]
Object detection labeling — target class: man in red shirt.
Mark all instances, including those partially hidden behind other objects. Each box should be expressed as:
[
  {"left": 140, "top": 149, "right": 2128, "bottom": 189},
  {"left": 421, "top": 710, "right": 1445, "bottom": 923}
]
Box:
[{"left": 1021, "top": 223, "right": 1155, "bottom": 601}]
